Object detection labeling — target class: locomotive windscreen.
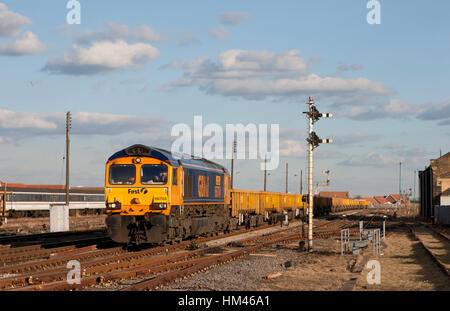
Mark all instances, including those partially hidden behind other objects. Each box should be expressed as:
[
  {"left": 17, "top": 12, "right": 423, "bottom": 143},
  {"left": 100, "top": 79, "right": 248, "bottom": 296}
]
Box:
[
  {"left": 109, "top": 164, "right": 136, "bottom": 185},
  {"left": 141, "top": 164, "right": 168, "bottom": 184}
]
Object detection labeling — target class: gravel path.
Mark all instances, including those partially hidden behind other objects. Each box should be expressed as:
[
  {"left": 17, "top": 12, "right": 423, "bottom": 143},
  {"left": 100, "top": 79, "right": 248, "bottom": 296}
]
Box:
[{"left": 160, "top": 238, "right": 359, "bottom": 291}]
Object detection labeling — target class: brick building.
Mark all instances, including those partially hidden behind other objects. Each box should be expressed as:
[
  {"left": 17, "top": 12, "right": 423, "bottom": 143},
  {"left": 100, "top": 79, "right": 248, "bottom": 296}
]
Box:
[{"left": 419, "top": 152, "right": 450, "bottom": 219}]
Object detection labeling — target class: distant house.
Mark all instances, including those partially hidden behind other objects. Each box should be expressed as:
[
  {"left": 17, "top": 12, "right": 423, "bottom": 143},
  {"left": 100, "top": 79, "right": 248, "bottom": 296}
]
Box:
[
  {"left": 373, "top": 196, "right": 389, "bottom": 205},
  {"left": 387, "top": 194, "right": 412, "bottom": 206},
  {"left": 319, "top": 191, "right": 349, "bottom": 199},
  {"left": 386, "top": 194, "right": 405, "bottom": 204}
]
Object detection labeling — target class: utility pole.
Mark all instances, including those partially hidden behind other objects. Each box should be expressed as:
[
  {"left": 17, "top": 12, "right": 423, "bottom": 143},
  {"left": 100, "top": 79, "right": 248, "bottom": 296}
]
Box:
[
  {"left": 66, "top": 112, "right": 71, "bottom": 206},
  {"left": 399, "top": 162, "right": 402, "bottom": 196},
  {"left": 231, "top": 140, "right": 236, "bottom": 189},
  {"left": 303, "top": 96, "right": 333, "bottom": 251},
  {"left": 264, "top": 157, "right": 267, "bottom": 192},
  {"left": 285, "top": 163, "right": 288, "bottom": 193},
  {"left": 295, "top": 172, "right": 302, "bottom": 194},
  {"left": 0, "top": 180, "right": 6, "bottom": 222},
  {"left": 300, "top": 169, "right": 303, "bottom": 194},
  {"left": 413, "top": 170, "right": 416, "bottom": 202}
]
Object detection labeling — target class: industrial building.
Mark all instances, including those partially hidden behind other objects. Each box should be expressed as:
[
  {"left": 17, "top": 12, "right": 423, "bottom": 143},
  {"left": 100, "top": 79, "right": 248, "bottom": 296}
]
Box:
[{"left": 419, "top": 152, "right": 450, "bottom": 221}]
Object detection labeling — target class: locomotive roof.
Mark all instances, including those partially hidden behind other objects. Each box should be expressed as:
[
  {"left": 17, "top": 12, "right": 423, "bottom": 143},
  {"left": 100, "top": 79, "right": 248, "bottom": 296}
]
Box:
[{"left": 108, "top": 144, "right": 229, "bottom": 174}]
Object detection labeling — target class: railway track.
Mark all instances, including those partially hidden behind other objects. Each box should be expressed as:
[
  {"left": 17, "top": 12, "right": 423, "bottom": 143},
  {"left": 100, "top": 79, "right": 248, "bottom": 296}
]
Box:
[
  {"left": 0, "top": 222, "right": 297, "bottom": 289},
  {"left": 408, "top": 223, "right": 450, "bottom": 278},
  {"left": 0, "top": 216, "right": 358, "bottom": 291},
  {"left": 121, "top": 225, "right": 360, "bottom": 291},
  {"left": 0, "top": 215, "right": 352, "bottom": 267},
  {"left": 0, "top": 229, "right": 109, "bottom": 248}
]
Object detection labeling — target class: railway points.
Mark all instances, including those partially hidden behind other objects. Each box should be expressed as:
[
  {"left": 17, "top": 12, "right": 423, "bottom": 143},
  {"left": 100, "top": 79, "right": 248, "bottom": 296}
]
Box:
[
  {"left": 0, "top": 197, "right": 448, "bottom": 291},
  {"left": 0, "top": 215, "right": 357, "bottom": 291},
  {"left": 0, "top": 118, "right": 448, "bottom": 292}
]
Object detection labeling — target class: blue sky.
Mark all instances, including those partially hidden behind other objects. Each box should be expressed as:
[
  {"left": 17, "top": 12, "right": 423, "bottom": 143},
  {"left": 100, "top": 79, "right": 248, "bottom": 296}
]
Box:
[{"left": 0, "top": 0, "right": 449, "bottom": 197}]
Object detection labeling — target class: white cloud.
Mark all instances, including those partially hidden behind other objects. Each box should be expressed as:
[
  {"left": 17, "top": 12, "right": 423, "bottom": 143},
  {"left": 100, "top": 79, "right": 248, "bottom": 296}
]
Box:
[
  {"left": 42, "top": 40, "right": 159, "bottom": 75},
  {"left": 333, "top": 132, "right": 379, "bottom": 146},
  {"left": 279, "top": 128, "right": 303, "bottom": 140},
  {"left": 279, "top": 140, "right": 305, "bottom": 157},
  {"left": 0, "top": 109, "right": 57, "bottom": 130},
  {"left": 383, "top": 144, "right": 429, "bottom": 157},
  {"left": 71, "top": 112, "right": 168, "bottom": 135},
  {"left": 134, "top": 24, "right": 162, "bottom": 42},
  {"left": 383, "top": 99, "right": 416, "bottom": 115},
  {"left": 203, "top": 74, "right": 390, "bottom": 98},
  {"left": 338, "top": 146, "right": 432, "bottom": 169},
  {"left": 0, "top": 110, "right": 170, "bottom": 141},
  {"left": 416, "top": 99, "right": 450, "bottom": 125},
  {"left": 208, "top": 27, "right": 230, "bottom": 41},
  {"left": 337, "top": 63, "right": 363, "bottom": 72},
  {"left": 0, "top": 31, "right": 46, "bottom": 56},
  {"left": 0, "top": 2, "right": 32, "bottom": 37},
  {"left": 175, "top": 30, "right": 199, "bottom": 46},
  {"left": 346, "top": 99, "right": 418, "bottom": 121},
  {"left": 219, "top": 11, "right": 251, "bottom": 25},
  {"left": 347, "top": 106, "right": 370, "bottom": 119},
  {"left": 338, "top": 152, "right": 400, "bottom": 167},
  {"left": 164, "top": 49, "right": 392, "bottom": 100},
  {"left": 168, "top": 49, "right": 309, "bottom": 79},
  {"left": 71, "top": 22, "right": 163, "bottom": 44}
]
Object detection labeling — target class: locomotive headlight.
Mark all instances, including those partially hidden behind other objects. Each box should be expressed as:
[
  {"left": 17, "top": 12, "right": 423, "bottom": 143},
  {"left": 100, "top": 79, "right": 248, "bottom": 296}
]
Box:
[
  {"left": 150, "top": 203, "right": 167, "bottom": 209},
  {"left": 107, "top": 202, "right": 121, "bottom": 209},
  {"left": 134, "top": 157, "right": 142, "bottom": 164}
]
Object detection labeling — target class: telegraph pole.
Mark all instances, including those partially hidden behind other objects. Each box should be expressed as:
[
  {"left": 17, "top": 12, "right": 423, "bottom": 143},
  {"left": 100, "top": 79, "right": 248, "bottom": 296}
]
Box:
[
  {"left": 300, "top": 169, "right": 303, "bottom": 194},
  {"left": 399, "top": 162, "right": 402, "bottom": 196},
  {"left": 303, "top": 97, "right": 333, "bottom": 251},
  {"left": 66, "top": 112, "right": 71, "bottom": 205},
  {"left": 231, "top": 140, "right": 236, "bottom": 189},
  {"left": 264, "top": 157, "right": 267, "bottom": 192},
  {"left": 0, "top": 180, "right": 6, "bottom": 222},
  {"left": 295, "top": 171, "right": 302, "bottom": 194},
  {"left": 285, "top": 163, "right": 288, "bottom": 193}
]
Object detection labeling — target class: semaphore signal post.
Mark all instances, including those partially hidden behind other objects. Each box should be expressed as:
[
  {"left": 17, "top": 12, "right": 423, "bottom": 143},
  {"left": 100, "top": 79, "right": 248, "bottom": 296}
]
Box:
[{"left": 303, "top": 97, "right": 333, "bottom": 251}]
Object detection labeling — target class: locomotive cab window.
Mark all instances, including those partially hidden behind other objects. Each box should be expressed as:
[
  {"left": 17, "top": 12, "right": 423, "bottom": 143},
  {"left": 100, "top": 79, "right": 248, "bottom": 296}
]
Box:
[
  {"left": 141, "top": 164, "right": 168, "bottom": 185},
  {"left": 109, "top": 164, "right": 136, "bottom": 185}
]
